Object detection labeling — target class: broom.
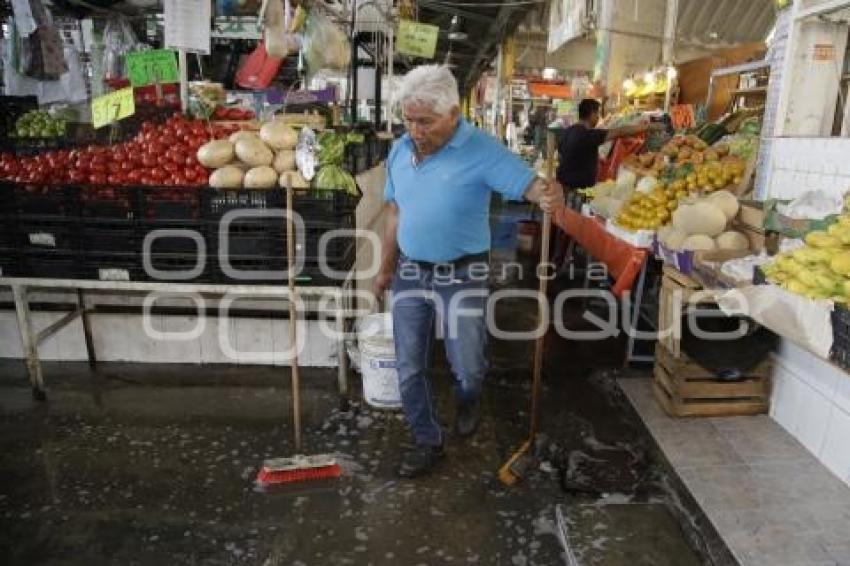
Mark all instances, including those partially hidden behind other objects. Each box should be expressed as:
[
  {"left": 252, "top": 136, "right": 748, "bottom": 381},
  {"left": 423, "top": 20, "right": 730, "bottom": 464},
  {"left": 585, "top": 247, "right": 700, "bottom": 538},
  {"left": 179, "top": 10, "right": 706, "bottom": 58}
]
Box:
[
  {"left": 498, "top": 132, "right": 556, "bottom": 486},
  {"left": 256, "top": 182, "right": 342, "bottom": 486}
]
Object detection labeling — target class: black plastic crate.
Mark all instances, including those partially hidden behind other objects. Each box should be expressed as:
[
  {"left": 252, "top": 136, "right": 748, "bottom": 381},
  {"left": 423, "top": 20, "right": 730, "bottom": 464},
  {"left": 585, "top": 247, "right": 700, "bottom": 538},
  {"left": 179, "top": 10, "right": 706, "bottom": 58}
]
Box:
[
  {"left": 140, "top": 187, "right": 203, "bottom": 220},
  {"left": 4, "top": 183, "right": 79, "bottom": 217},
  {"left": 139, "top": 222, "right": 206, "bottom": 255},
  {"left": 203, "top": 188, "right": 285, "bottom": 219},
  {"left": 831, "top": 306, "right": 850, "bottom": 370},
  {"left": 80, "top": 185, "right": 139, "bottom": 220},
  {"left": 0, "top": 248, "right": 22, "bottom": 277},
  {"left": 82, "top": 253, "right": 143, "bottom": 282},
  {"left": 82, "top": 223, "right": 140, "bottom": 254},
  {"left": 17, "top": 218, "right": 81, "bottom": 252},
  {"left": 291, "top": 189, "right": 360, "bottom": 220},
  {"left": 21, "top": 250, "right": 81, "bottom": 279},
  {"left": 142, "top": 254, "right": 212, "bottom": 283},
  {"left": 0, "top": 215, "right": 17, "bottom": 248},
  {"left": 214, "top": 243, "right": 355, "bottom": 286}
]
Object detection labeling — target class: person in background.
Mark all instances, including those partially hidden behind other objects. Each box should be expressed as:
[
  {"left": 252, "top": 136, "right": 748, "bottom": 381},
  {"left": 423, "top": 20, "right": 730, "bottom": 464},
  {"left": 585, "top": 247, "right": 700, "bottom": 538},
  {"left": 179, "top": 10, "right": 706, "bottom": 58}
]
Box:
[
  {"left": 556, "top": 98, "right": 661, "bottom": 191},
  {"left": 374, "top": 65, "right": 564, "bottom": 479}
]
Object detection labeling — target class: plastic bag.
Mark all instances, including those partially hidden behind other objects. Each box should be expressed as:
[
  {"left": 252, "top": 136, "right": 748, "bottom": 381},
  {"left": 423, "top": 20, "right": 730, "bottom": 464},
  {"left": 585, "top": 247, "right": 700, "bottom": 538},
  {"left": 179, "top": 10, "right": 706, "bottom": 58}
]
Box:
[
  {"left": 302, "top": 8, "right": 350, "bottom": 76},
  {"left": 295, "top": 127, "right": 318, "bottom": 181},
  {"left": 102, "top": 17, "right": 145, "bottom": 83}
]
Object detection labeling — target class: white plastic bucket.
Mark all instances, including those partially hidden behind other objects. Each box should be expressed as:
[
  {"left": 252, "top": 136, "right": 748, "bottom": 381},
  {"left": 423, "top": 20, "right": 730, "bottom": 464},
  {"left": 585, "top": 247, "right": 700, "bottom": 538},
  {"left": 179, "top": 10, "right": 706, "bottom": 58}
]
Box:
[{"left": 358, "top": 313, "right": 402, "bottom": 409}]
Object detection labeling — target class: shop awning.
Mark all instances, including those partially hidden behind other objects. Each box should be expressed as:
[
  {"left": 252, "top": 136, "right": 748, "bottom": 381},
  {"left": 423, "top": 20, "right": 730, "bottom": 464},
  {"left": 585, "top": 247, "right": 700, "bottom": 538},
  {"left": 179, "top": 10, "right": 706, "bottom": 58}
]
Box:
[{"left": 528, "top": 82, "right": 572, "bottom": 99}]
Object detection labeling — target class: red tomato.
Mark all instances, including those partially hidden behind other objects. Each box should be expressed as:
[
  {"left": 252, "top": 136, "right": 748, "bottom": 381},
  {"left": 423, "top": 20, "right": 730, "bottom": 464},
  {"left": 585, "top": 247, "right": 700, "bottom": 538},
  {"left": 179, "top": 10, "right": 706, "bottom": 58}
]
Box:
[
  {"left": 69, "top": 170, "right": 86, "bottom": 183},
  {"left": 89, "top": 173, "right": 107, "bottom": 185},
  {"left": 120, "top": 161, "right": 135, "bottom": 172},
  {"left": 107, "top": 162, "right": 122, "bottom": 174}
]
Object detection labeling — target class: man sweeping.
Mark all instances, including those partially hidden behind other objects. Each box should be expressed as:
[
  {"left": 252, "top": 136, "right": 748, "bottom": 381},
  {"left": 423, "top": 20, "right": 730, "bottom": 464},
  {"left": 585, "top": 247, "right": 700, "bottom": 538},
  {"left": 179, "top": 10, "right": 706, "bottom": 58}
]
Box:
[{"left": 374, "top": 65, "right": 564, "bottom": 479}]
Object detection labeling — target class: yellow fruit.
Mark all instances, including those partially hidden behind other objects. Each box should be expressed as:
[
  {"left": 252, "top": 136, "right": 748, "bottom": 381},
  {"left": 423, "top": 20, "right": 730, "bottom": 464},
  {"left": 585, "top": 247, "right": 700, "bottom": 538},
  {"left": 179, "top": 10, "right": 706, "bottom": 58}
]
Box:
[
  {"left": 785, "top": 280, "right": 810, "bottom": 295},
  {"left": 797, "top": 270, "right": 820, "bottom": 288},
  {"left": 843, "top": 280, "right": 850, "bottom": 296},
  {"left": 806, "top": 231, "right": 841, "bottom": 248},
  {"left": 837, "top": 215, "right": 850, "bottom": 227},
  {"left": 828, "top": 223, "right": 843, "bottom": 236},
  {"left": 829, "top": 251, "right": 850, "bottom": 276}
]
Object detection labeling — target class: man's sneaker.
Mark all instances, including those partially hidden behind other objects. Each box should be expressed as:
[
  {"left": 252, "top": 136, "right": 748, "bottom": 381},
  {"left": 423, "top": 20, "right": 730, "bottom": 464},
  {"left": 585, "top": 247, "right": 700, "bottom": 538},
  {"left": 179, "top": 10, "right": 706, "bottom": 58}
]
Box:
[
  {"left": 395, "top": 444, "right": 445, "bottom": 479},
  {"left": 455, "top": 398, "right": 481, "bottom": 437}
]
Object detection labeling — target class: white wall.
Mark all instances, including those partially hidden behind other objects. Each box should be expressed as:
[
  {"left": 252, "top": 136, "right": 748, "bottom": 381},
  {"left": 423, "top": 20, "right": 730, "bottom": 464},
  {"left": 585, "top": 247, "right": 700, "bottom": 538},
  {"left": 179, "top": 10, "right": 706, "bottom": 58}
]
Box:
[
  {"left": 762, "top": 137, "right": 850, "bottom": 489},
  {"left": 0, "top": 298, "right": 338, "bottom": 368}
]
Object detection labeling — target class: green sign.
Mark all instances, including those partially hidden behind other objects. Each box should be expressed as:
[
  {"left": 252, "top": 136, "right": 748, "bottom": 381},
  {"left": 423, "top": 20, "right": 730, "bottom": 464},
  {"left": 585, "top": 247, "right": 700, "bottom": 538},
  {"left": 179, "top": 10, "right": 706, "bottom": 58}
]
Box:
[
  {"left": 126, "top": 49, "right": 179, "bottom": 87},
  {"left": 91, "top": 87, "right": 135, "bottom": 129},
  {"left": 397, "top": 19, "right": 439, "bottom": 59}
]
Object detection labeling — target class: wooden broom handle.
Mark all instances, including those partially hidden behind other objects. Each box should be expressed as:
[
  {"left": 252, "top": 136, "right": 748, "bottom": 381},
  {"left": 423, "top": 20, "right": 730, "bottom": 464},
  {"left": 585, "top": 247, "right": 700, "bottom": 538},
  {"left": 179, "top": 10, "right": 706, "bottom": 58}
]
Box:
[{"left": 529, "top": 132, "right": 555, "bottom": 441}]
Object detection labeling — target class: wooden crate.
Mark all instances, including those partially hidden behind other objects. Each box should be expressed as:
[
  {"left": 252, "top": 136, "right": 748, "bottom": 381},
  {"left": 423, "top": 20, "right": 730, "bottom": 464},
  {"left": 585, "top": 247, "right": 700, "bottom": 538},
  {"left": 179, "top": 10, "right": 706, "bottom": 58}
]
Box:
[
  {"left": 657, "top": 267, "right": 714, "bottom": 358},
  {"left": 653, "top": 343, "right": 771, "bottom": 417}
]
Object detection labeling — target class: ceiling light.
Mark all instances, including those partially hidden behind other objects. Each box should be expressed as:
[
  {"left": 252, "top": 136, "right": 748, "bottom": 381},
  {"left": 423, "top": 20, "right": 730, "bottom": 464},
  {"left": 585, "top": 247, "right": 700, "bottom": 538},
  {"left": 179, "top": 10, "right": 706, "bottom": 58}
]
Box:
[
  {"left": 448, "top": 15, "right": 467, "bottom": 41},
  {"left": 623, "top": 78, "right": 636, "bottom": 91},
  {"left": 666, "top": 66, "right": 678, "bottom": 80},
  {"left": 542, "top": 67, "right": 557, "bottom": 80},
  {"left": 644, "top": 71, "right": 655, "bottom": 84}
]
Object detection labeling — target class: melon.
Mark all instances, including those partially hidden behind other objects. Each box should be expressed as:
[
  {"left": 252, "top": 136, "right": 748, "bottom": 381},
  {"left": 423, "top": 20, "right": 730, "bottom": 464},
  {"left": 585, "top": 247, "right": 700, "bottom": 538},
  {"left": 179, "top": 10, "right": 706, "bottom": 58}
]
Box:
[
  {"left": 716, "top": 231, "right": 749, "bottom": 251},
  {"left": 707, "top": 191, "right": 740, "bottom": 221},
  {"left": 682, "top": 234, "right": 716, "bottom": 251},
  {"left": 672, "top": 202, "right": 727, "bottom": 237}
]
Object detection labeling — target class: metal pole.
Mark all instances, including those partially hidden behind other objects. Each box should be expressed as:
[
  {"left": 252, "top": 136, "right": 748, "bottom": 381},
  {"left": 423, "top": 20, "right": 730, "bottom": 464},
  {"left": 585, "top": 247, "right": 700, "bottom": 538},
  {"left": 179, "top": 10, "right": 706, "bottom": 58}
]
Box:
[
  {"left": 350, "top": 0, "right": 359, "bottom": 123},
  {"left": 12, "top": 285, "right": 46, "bottom": 400},
  {"left": 178, "top": 48, "right": 189, "bottom": 113},
  {"left": 663, "top": 0, "right": 679, "bottom": 113},
  {"left": 386, "top": 24, "right": 394, "bottom": 134},
  {"left": 493, "top": 45, "right": 503, "bottom": 137}
]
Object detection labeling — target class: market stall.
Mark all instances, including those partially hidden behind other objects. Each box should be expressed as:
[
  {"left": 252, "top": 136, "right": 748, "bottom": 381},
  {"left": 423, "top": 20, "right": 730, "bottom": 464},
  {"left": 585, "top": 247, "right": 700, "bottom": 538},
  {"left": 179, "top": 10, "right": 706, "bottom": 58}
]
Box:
[{"left": 0, "top": 0, "right": 398, "bottom": 398}]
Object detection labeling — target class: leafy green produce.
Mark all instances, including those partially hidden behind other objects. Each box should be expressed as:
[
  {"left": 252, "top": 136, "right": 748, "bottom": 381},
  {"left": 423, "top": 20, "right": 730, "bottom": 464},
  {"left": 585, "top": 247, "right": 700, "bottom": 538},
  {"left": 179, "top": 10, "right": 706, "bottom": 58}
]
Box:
[{"left": 314, "top": 164, "right": 358, "bottom": 195}]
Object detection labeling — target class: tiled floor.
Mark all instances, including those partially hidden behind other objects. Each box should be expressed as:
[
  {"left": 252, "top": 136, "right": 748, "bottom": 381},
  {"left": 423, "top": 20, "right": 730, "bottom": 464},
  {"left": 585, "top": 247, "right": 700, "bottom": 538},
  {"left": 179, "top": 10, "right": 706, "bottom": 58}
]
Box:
[{"left": 620, "top": 378, "right": 850, "bottom": 566}]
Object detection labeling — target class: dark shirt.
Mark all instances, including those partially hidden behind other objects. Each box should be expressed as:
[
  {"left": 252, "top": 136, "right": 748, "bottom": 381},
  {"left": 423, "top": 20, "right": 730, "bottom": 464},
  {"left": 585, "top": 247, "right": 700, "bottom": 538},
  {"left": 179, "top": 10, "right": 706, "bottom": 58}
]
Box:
[{"left": 556, "top": 123, "right": 608, "bottom": 189}]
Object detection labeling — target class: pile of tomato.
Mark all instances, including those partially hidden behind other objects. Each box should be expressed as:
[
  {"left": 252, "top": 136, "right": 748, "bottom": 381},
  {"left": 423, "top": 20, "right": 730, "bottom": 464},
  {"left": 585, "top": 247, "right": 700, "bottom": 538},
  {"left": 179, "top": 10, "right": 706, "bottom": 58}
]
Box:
[{"left": 0, "top": 114, "right": 243, "bottom": 187}]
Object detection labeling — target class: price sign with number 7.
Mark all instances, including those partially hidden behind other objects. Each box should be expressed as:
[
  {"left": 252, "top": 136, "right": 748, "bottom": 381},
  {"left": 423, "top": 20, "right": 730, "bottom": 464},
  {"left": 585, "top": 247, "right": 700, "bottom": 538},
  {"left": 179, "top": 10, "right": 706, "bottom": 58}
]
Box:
[{"left": 91, "top": 88, "right": 135, "bottom": 129}]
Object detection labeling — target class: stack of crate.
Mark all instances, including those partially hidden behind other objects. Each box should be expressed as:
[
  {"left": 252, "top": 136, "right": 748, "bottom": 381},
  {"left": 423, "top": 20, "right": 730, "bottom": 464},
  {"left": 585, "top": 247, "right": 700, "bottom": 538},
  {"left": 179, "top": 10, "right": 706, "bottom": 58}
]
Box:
[{"left": 654, "top": 266, "right": 772, "bottom": 417}]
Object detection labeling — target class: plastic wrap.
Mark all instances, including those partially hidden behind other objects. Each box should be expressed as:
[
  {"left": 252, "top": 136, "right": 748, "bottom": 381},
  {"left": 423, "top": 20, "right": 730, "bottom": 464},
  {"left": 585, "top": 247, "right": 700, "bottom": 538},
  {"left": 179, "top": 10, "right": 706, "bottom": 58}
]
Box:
[{"left": 302, "top": 9, "right": 350, "bottom": 75}]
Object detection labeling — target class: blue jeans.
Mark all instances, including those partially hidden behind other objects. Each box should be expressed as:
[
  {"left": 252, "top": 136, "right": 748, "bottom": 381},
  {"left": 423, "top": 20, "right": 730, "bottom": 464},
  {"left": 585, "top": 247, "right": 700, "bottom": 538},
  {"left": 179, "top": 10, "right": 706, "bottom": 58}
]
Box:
[{"left": 390, "top": 256, "right": 489, "bottom": 447}]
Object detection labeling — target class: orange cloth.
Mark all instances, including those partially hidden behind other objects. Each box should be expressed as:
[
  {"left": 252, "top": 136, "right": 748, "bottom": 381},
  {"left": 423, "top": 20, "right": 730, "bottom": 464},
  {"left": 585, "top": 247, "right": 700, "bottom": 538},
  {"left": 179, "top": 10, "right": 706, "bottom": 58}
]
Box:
[{"left": 552, "top": 207, "right": 648, "bottom": 298}]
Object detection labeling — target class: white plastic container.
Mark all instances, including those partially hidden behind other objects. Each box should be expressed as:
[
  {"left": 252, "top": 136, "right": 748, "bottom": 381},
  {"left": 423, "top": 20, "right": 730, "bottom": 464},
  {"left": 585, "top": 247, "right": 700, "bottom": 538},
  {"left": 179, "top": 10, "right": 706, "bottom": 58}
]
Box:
[{"left": 357, "top": 313, "right": 402, "bottom": 409}]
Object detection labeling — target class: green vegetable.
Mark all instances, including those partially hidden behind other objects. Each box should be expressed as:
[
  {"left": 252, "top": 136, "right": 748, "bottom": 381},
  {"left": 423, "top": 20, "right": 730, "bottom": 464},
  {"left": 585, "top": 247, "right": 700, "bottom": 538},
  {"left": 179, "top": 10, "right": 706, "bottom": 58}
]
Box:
[{"left": 314, "top": 164, "right": 358, "bottom": 195}]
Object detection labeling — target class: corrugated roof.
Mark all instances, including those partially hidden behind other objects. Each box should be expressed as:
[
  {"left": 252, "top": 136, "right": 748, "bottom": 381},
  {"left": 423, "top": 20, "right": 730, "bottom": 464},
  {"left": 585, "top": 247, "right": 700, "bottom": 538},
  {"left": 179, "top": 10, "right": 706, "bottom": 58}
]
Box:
[{"left": 676, "top": 0, "right": 777, "bottom": 48}]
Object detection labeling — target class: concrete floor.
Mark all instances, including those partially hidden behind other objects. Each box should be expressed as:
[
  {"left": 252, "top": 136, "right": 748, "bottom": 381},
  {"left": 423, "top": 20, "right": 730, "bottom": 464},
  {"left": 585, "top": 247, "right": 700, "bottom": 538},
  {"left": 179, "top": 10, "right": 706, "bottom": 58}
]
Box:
[
  {"left": 621, "top": 379, "right": 850, "bottom": 566},
  {"left": 0, "top": 243, "right": 734, "bottom": 565}
]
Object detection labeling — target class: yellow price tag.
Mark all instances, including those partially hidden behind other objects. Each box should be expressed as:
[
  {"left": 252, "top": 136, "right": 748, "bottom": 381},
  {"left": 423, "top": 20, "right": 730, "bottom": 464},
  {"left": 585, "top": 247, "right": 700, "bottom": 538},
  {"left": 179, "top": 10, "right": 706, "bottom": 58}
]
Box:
[
  {"left": 91, "top": 87, "right": 135, "bottom": 129},
  {"left": 397, "top": 20, "right": 439, "bottom": 59}
]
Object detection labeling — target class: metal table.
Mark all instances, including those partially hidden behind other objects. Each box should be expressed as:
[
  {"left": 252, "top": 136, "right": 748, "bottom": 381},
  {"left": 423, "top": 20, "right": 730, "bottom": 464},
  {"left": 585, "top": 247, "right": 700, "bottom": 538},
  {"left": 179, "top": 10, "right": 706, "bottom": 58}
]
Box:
[{"left": 0, "top": 277, "right": 356, "bottom": 401}]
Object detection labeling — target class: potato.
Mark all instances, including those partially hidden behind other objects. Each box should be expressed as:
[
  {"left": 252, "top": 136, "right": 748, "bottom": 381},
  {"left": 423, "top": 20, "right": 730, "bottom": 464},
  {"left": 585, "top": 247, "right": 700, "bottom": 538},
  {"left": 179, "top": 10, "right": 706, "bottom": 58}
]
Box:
[
  {"left": 260, "top": 121, "right": 298, "bottom": 150},
  {"left": 244, "top": 166, "right": 278, "bottom": 189},
  {"left": 272, "top": 149, "right": 297, "bottom": 173},
  {"left": 279, "top": 170, "right": 310, "bottom": 189},
  {"left": 196, "top": 140, "right": 234, "bottom": 168},
  {"left": 235, "top": 137, "right": 273, "bottom": 167},
  {"left": 229, "top": 130, "right": 260, "bottom": 144},
  {"left": 209, "top": 165, "right": 244, "bottom": 189}
]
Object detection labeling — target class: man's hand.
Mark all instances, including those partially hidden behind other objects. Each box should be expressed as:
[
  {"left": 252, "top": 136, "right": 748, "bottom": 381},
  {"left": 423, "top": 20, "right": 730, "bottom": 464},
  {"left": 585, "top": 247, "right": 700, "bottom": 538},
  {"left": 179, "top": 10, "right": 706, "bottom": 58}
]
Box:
[
  {"left": 373, "top": 271, "right": 394, "bottom": 303},
  {"left": 539, "top": 180, "right": 565, "bottom": 214}
]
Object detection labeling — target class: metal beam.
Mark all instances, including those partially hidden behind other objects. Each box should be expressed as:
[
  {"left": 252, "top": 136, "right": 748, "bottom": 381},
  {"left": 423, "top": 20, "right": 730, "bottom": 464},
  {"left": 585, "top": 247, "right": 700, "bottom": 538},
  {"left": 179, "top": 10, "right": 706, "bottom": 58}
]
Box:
[
  {"left": 463, "top": 5, "right": 516, "bottom": 90},
  {"left": 795, "top": 0, "right": 850, "bottom": 21},
  {"left": 418, "top": 0, "right": 495, "bottom": 25},
  {"left": 730, "top": 0, "right": 766, "bottom": 44}
]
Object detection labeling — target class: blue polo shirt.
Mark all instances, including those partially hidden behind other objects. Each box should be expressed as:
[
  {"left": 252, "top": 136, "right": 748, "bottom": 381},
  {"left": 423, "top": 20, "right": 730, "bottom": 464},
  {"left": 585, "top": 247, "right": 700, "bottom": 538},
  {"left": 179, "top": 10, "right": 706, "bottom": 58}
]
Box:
[{"left": 384, "top": 120, "right": 536, "bottom": 263}]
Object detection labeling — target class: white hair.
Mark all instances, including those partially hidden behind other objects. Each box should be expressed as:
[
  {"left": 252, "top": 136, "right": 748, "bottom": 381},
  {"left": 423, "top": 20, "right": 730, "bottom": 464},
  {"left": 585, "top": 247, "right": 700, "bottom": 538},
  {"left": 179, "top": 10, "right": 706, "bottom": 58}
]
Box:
[{"left": 396, "top": 65, "right": 460, "bottom": 115}]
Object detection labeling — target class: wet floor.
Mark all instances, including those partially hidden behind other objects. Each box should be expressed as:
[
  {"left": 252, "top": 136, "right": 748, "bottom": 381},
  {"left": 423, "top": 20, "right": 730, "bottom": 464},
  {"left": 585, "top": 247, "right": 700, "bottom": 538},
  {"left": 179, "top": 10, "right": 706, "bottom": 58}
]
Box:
[{"left": 0, "top": 245, "right": 733, "bottom": 565}]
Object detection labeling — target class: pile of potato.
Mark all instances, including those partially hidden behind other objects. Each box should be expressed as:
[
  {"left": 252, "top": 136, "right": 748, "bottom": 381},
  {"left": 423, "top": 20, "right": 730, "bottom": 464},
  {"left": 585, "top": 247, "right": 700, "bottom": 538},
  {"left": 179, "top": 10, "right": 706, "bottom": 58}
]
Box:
[{"left": 197, "top": 121, "right": 307, "bottom": 189}]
